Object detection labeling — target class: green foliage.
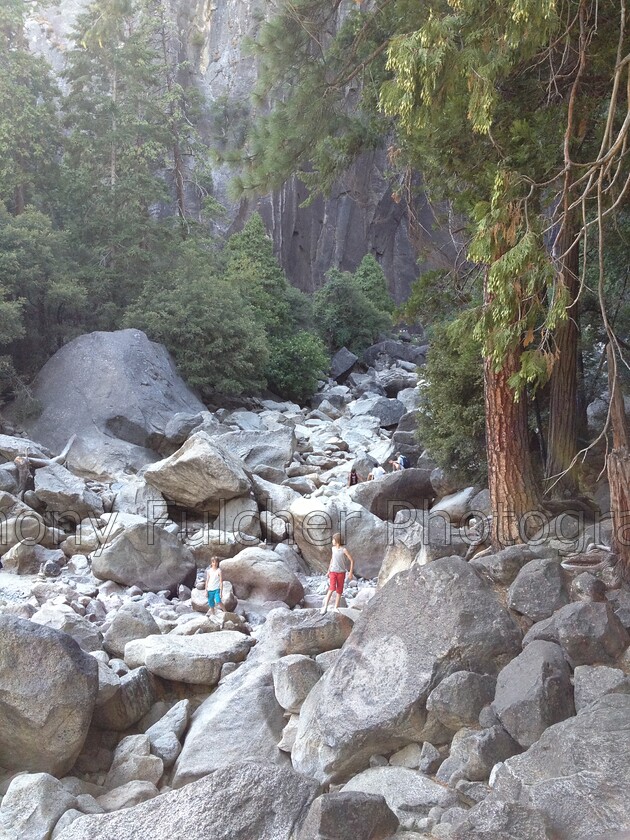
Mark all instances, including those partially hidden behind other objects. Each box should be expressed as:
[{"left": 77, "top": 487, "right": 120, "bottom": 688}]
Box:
[
  {"left": 353, "top": 254, "right": 394, "bottom": 313},
  {"left": 397, "top": 269, "right": 480, "bottom": 326},
  {"left": 314, "top": 268, "right": 392, "bottom": 354},
  {"left": 266, "top": 332, "right": 329, "bottom": 403},
  {"left": 124, "top": 239, "right": 269, "bottom": 395},
  {"left": 417, "top": 319, "right": 486, "bottom": 485},
  {"left": 224, "top": 213, "right": 291, "bottom": 337},
  {"left": 223, "top": 213, "right": 328, "bottom": 401},
  {"left": 0, "top": 204, "right": 86, "bottom": 373},
  {"left": 0, "top": 0, "right": 61, "bottom": 213}
]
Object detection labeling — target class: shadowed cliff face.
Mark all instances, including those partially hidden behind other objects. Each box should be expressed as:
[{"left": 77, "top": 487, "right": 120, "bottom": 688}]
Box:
[{"left": 27, "top": 0, "right": 459, "bottom": 302}]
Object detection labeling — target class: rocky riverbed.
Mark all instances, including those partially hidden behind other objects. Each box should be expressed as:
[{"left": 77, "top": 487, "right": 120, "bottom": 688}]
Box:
[{"left": 0, "top": 328, "right": 628, "bottom": 840}]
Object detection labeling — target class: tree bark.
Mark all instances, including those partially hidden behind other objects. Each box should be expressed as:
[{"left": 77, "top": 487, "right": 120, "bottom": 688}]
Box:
[
  {"left": 607, "top": 344, "right": 630, "bottom": 576},
  {"left": 545, "top": 219, "right": 580, "bottom": 496},
  {"left": 485, "top": 348, "right": 542, "bottom": 549}
]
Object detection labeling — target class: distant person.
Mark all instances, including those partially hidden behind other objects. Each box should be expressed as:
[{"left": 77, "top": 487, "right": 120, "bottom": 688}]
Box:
[
  {"left": 321, "top": 532, "right": 354, "bottom": 614},
  {"left": 348, "top": 468, "right": 360, "bottom": 487},
  {"left": 367, "top": 464, "right": 386, "bottom": 480},
  {"left": 205, "top": 556, "right": 224, "bottom": 615},
  {"left": 389, "top": 452, "right": 411, "bottom": 471}
]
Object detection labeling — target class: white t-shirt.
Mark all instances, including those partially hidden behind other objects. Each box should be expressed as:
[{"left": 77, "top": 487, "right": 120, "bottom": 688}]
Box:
[{"left": 371, "top": 465, "right": 386, "bottom": 479}]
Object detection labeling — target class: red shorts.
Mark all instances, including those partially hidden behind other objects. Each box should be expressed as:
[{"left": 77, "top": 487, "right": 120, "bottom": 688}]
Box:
[{"left": 328, "top": 572, "right": 346, "bottom": 594}]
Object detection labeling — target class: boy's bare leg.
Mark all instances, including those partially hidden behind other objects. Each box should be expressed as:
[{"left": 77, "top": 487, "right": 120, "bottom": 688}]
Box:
[{"left": 321, "top": 590, "right": 333, "bottom": 614}]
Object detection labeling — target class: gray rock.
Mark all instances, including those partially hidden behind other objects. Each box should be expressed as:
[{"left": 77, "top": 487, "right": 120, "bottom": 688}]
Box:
[
  {"left": 389, "top": 743, "right": 423, "bottom": 769},
  {"left": 330, "top": 347, "right": 359, "bottom": 382},
  {"left": 342, "top": 767, "right": 454, "bottom": 822},
  {"left": 492, "top": 641, "right": 575, "bottom": 748},
  {"left": 220, "top": 546, "right": 304, "bottom": 607},
  {"left": 104, "top": 734, "right": 164, "bottom": 791},
  {"left": 96, "top": 781, "right": 159, "bottom": 812},
  {"left": 348, "top": 469, "right": 434, "bottom": 521},
  {"left": 92, "top": 666, "right": 157, "bottom": 731},
  {"left": 0, "top": 616, "right": 98, "bottom": 776},
  {"left": 1, "top": 543, "right": 65, "bottom": 575},
  {"left": 419, "top": 742, "right": 442, "bottom": 775},
  {"left": 92, "top": 522, "right": 196, "bottom": 593},
  {"left": 144, "top": 431, "right": 251, "bottom": 511},
  {"left": 172, "top": 663, "right": 288, "bottom": 787},
  {"left": 111, "top": 475, "right": 167, "bottom": 518},
  {"left": 214, "top": 426, "right": 296, "bottom": 473},
  {"left": 288, "top": 495, "right": 390, "bottom": 577},
  {"left": 470, "top": 546, "right": 536, "bottom": 586},
  {"left": 52, "top": 810, "right": 83, "bottom": 839},
  {"left": 251, "top": 475, "right": 301, "bottom": 518},
  {"left": 256, "top": 608, "right": 355, "bottom": 659},
  {"left": 378, "top": 508, "right": 428, "bottom": 587},
  {"left": 436, "top": 725, "right": 520, "bottom": 785},
  {"left": 103, "top": 602, "right": 161, "bottom": 658},
  {"left": 450, "top": 798, "right": 552, "bottom": 840},
  {"left": 161, "top": 411, "right": 208, "bottom": 453},
  {"left": 186, "top": 527, "right": 258, "bottom": 566},
  {"left": 522, "top": 602, "right": 629, "bottom": 666},
  {"left": 0, "top": 462, "right": 18, "bottom": 495},
  {"left": 573, "top": 664, "right": 630, "bottom": 712},
  {"left": 606, "top": 588, "right": 630, "bottom": 630},
  {"left": 454, "top": 780, "right": 491, "bottom": 806},
  {"left": 54, "top": 762, "right": 319, "bottom": 840},
  {"left": 124, "top": 631, "right": 255, "bottom": 685},
  {"left": 213, "top": 495, "right": 261, "bottom": 539},
  {"left": 95, "top": 660, "right": 121, "bottom": 706},
  {"left": 273, "top": 543, "right": 311, "bottom": 576},
  {"left": 426, "top": 672, "right": 497, "bottom": 731},
  {"left": 0, "top": 772, "right": 77, "bottom": 840},
  {"left": 291, "top": 557, "right": 522, "bottom": 783},
  {"left": 349, "top": 396, "right": 406, "bottom": 428},
  {"left": 362, "top": 341, "right": 427, "bottom": 368},
  {"left": 145, "top": 699, "right": 190, "bottom": 743},
  {"left": 569, "top": 572, "right": 607, "bottom": 603},
  {"left": 277, "top": 714, "right": 300, "bottom": 753},
  {"left": 489, "top": 694, "right": 630, "bottom": 839},
  {"left": 507, "top": 558, "right": 569, "bottom": 622},
  {"left": 19, "top": 329, "right": 206, "bottom": 479},
  {"left": 298, "top": 791, "right": 399, "bottom": 840},
  {"left": 271, "top": 654, "right": 323, "bottom": 713},
  {"left": 34, "top": 462, "right": 104, "bottom": 519},
  {"left": 413, "top": 518, "right": 470, "bottom": 567},
  {"left": 147, "top": 732, "right": 181, "bottom": 767}
]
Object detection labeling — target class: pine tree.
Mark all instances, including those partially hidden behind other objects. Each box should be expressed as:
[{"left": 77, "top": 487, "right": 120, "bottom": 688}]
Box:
[
  {"left": 0, "top": 0, "right": 61, "bottom": 214},
  {"left": 0, "top": 204, "right": 86, "bottom": 375},
  {"left": 313, "top": 268, "right": 391, "bottom": 354}
]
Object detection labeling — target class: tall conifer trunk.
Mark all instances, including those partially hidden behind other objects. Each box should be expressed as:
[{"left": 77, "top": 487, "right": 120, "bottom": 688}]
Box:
[
  {"left": 484, "top": 271, "right": 542, "bottom": 549},
  {"left": 545, "top": 219, "right": 580, "bottom": 496},
  {"left": 485, "top": 351, "right": 542, "bottom": 548}
]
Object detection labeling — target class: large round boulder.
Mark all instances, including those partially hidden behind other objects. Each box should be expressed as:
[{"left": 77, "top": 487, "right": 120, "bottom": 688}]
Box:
[
  {"left": 91, "top": 522, "right": 196, "bottom": 592},
  {"left": 348, "top": 468, "right": 434, "bottom": 521},
  {"left": 0, "top": 616, "right": 98, "bottom": 776},
  {"left": 291, "top": 556, "right": 522, "bottom": 784},
  {"left": 219, "top": 546, "right": 304, "bottom": 607},
  {"left": 144, "top": 432, "right": 251, "bottom": 512},
  {"left": 15, "top": 329, "right": 206, "bottom": 478},
  {"left": 288, "top": 496, "right": 389, "bottom": 577}
]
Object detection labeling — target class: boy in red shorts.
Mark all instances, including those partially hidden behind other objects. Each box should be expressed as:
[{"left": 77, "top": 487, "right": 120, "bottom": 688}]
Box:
[{"left": 320, "top": 532, "right": 354, "bottom": 614}]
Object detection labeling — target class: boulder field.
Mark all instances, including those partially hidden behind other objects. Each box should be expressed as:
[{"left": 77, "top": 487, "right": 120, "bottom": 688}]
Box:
[{"left": 0, "top": 330, "right": 627, "bottom": 840}]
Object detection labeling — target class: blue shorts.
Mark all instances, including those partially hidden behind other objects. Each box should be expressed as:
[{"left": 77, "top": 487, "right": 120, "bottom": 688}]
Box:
[{"left": 207, "top": 588, "right": 221, "bottom": 607}]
